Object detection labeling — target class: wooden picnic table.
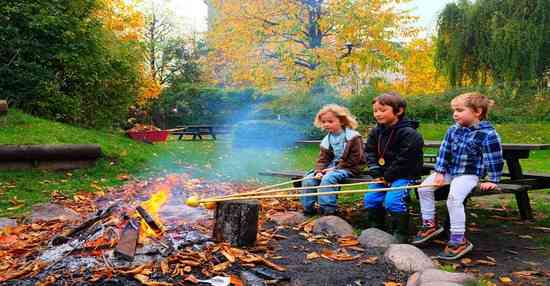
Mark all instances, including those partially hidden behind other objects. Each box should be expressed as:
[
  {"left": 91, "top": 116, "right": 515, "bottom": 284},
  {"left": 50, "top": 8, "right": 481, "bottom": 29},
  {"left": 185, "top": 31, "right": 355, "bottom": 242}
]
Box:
[
  {"left": 169, "top": 125, "right": 233, "bottom": 141},
  {"left": 424, "top": 140, "right": 550, "bottom": 219}
]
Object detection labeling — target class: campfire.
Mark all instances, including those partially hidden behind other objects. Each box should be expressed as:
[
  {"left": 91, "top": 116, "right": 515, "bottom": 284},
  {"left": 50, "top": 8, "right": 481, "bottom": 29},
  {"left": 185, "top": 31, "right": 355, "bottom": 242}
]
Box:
[{"left": 0, "top": 174, "right": 292, "bottom": 285}]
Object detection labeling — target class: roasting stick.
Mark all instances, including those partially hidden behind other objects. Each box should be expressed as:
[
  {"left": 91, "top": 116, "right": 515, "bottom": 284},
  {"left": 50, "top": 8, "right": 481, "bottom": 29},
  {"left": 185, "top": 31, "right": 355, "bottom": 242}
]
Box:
[
  {"left": 185, "top": 183, "right": 446, "bottom": 207},
  {"left": 213, "top": 177, "right": 309, "bottom": 199},
  {"left": 197, "top": 178, "right": 383, "bottom": 209},
  {"left": 219, "top": 179, "right": 384, "bottom": 199}
]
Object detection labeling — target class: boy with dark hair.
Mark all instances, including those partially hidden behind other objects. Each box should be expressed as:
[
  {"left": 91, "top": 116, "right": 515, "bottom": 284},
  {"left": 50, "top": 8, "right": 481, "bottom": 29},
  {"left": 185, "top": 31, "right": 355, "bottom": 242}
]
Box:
[{"left": 364, "top": 92, "right": 424, "bottom": 242}]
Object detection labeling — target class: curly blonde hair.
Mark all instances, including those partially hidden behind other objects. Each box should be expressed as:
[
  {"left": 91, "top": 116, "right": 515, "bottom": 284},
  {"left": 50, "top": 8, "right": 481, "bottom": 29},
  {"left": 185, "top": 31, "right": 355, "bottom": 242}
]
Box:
[
  {"left": 451, "top": 92, "right": 495, "bottom": 120},
  {"left": 314, "top": 104, "right": 359, "bottom": 130}
]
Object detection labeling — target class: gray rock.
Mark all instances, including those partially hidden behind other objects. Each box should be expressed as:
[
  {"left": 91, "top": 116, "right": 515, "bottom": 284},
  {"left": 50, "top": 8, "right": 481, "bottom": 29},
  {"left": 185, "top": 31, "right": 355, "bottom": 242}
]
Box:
[
  {"left": 384, "top": 244, "right": 435, "bottom": 272},
  {"left": 0, "top": 218, "right": 17, "bottom": 229},
  {"left": 312, "top": 215, "right": 354, "bottom": 237},
  {"left": 407, "top": 269, "right": 475, "bottom": 286},
  {"left": 406, "top": 272, "right": 421, "bottom": 286},
  {"left": 240, "top": 270, "right": 265, "bottom": 286},
  {"left": 358, "top": 228, "right": 396, "bottom": 249},
  {"left": 269, "top": 211, "right": 307, "bottom": 226},
  {"left": 31, "top": 203, "right": 81, "bottom": 223}
]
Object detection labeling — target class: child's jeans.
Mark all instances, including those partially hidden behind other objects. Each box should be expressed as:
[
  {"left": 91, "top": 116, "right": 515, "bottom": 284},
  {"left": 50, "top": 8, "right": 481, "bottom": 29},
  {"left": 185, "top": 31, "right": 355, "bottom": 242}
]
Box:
[
  {"left": 364, "top": 179, "right": 410, "bottom": 213},
  {"left": 300, "top": 169, "right": 352, "bottom": 213},
  {"left": 418, "top": 173, "right": 479, "bottom": 234}
]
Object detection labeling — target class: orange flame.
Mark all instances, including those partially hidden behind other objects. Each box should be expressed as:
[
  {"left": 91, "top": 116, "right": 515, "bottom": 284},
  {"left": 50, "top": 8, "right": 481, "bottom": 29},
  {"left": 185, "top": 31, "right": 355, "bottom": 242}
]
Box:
[{"left": 139, "top": 183, "right": 170, "bottom": 239}]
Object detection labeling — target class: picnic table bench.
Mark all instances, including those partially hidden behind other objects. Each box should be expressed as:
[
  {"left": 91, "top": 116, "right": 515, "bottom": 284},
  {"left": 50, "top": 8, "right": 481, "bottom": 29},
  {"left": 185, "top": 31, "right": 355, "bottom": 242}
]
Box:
[
  {"left": 262, "top": 141, "right": 550, "bottom": 220},
  {"left": 170, "top": 125, "right": 232, "bottom": 141}
]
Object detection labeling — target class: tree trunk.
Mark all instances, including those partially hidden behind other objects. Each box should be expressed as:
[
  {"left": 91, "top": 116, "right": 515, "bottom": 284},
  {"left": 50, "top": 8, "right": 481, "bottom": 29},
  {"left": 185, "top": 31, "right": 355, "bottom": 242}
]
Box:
[
  {"left": 212, "top": 200, "right": 260, "bottom": 247},
  {"left": 0, "top": 100, "right": 7, "bottom": 116}
]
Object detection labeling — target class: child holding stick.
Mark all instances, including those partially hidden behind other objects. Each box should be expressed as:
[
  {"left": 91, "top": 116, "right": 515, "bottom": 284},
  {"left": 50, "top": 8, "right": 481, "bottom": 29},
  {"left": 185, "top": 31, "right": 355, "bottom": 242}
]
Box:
[
  {"left": 413, "top": 92, "right": 504, "bottom": 260},
  {"left": 301, "top": 104, "right": 366, "bottom": 216},
  {"left": 364, "top": 93, "right": 424, "bottom": 243}
]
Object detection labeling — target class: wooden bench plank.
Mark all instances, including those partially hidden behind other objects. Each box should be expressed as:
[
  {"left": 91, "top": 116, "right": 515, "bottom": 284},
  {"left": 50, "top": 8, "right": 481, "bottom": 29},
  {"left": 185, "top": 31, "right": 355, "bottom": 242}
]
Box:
[{"left": 259, "top": 170, "right": 535, "bottom": 220}]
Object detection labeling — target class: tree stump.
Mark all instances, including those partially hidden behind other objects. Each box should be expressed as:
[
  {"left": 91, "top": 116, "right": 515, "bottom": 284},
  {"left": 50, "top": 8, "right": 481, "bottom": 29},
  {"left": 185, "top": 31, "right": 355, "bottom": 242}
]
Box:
[
  {"left": 0, "top": 100, "right": 7, "bottom": 116},
  {"left": 212, "top": 200, "right": 259, "bottom": 247}
]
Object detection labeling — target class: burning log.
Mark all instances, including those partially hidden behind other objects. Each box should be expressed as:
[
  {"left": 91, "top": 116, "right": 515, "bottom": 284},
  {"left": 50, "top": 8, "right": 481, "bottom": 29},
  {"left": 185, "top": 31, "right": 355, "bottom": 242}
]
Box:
[
  {"left": 212, "top": 200, "right": 259, "bottom": 247},
  {"left": 114, "top": 218, "right": 140, "bottom": 261},
  {"left": 136, "top": 206, "right": 163, "bottom": 234},
  {"left": 51, "top": 205, "right": 115, "bottom": 246}
]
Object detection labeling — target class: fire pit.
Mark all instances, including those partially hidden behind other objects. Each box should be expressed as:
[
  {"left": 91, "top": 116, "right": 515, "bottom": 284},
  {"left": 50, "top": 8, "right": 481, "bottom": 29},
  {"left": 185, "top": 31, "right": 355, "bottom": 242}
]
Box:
[{"left": 0, "top": 174, "right": 295, "bottom": 285}]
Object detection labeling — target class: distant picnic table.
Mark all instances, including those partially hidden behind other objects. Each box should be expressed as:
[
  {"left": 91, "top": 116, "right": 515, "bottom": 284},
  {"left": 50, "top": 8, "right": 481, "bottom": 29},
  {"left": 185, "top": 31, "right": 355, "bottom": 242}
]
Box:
[
  {"left": 265, "top": 140, "right": 550, "bottom": 220},
  {"left": 169, "top": 125, "right": 232, "bottom": 141}
]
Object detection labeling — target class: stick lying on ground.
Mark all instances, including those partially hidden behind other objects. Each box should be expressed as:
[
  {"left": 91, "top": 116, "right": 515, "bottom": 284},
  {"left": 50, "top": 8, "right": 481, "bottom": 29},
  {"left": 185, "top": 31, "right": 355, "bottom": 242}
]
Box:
[{"left": 185, "top": 183, "right": 446, "bottom": 207}]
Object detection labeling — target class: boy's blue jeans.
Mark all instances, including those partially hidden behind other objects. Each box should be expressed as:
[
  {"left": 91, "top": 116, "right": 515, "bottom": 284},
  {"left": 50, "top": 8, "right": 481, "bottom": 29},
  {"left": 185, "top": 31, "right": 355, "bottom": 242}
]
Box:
[
  {"left": 300, "top": 169, "right": 352, "bottom": 213},
  {"left": 364, "top": 178, "right": 410, "bottom": 213}
]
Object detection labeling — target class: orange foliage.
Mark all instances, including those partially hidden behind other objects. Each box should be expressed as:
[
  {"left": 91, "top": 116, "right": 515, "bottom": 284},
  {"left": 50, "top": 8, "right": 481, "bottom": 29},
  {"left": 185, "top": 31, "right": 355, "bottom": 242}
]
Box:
[
  {"left": 206, "top": 0, "right": 418, "bottom": 92},
  {"left": 95, "top": 0, "right": 144, "bottom": 42}
]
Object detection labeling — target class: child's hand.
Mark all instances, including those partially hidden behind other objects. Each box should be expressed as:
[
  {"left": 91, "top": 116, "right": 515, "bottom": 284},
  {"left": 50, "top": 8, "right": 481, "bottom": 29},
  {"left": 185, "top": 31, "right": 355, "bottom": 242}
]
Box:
[
  {"left": 480, "top": 182, "right": 498, "bottom": 191},
  {"left": 314, "top": 172, "right": 323, "bottom": 179},
  {"left": 433, "top": 173, "right": 446, "bottom": 186},
  {"left": 321, "top": 167, "right": 335, "bottom": 173}
]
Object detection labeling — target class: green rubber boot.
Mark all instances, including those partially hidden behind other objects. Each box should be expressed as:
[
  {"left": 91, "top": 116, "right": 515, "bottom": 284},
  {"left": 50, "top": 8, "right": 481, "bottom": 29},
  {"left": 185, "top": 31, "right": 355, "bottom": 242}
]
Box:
[
  {"left": 365, "top": 207, "right": 386, "bottom": 230},
  {"left": 389, "top": 212, "right": 410, "bottom": 243}
]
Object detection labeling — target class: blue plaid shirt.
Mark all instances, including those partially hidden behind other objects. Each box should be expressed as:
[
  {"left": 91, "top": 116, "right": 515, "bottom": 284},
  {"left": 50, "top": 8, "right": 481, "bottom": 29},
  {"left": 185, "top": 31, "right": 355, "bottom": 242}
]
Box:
[{"left": 434, "top": 121, "right": 504, "bottom": 183}]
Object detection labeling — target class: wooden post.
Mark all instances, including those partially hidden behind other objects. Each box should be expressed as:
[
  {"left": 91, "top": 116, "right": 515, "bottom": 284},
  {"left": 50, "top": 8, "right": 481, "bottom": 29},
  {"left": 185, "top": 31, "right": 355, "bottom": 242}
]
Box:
[
  {"left": 0, "top": 100, "right": 7, "bottom": 116},
  {"left": 213, "top": 200, "right": 259, "bottom": 247}
]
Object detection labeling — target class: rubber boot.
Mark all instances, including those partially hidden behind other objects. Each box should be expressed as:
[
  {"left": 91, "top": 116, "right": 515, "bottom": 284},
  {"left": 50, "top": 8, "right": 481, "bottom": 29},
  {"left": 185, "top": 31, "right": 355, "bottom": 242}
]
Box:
[
  {"left": 389, "top": 212, "right": 410, "bottom": 243},
  {"left": 365, "top": 207, "right": 386, "bottom": 230}
]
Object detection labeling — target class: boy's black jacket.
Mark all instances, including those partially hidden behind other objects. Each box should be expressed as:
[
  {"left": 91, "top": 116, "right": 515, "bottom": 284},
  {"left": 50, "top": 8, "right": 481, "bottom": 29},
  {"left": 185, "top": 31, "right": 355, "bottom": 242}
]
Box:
[{"left": 365, "top": 118, "right": 424, "bottom": 183}]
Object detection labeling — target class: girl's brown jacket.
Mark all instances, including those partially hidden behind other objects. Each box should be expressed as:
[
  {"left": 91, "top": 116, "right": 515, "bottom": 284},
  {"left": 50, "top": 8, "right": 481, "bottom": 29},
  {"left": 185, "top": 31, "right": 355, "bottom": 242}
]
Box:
[{"left": 315, "top": 128, "right": 366, "bottom": 176}]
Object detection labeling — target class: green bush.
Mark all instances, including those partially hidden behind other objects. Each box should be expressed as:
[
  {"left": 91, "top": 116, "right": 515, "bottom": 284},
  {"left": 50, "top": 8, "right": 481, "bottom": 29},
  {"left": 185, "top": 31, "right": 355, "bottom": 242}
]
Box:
[
  {"left": 264, "top": 84, "right": 347, "bottom": 139},
  {"left": 349, "top": 86, "right": 550, "bottom": 126},
  {"left": 151, "top": 83, "right": 263, "bottom": 128},
  {"left": 0, "top": 0, "right": 142, "bottom": 128}
]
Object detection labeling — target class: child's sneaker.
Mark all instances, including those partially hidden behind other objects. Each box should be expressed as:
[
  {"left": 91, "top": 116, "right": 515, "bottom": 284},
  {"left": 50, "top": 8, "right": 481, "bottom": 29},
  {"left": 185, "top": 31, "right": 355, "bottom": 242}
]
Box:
[
  {"left": 412, "top": 221, "right": 443, "bottom": 245},
  {"left": 437, "top": 240, "right": 474, "bottom": 260}
]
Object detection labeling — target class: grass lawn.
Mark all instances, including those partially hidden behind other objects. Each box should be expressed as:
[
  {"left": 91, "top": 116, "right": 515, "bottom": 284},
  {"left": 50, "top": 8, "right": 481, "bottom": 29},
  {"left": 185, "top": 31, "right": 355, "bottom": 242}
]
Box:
[{"left": 1, "top": 110, "right": 549, "bottom": 226}]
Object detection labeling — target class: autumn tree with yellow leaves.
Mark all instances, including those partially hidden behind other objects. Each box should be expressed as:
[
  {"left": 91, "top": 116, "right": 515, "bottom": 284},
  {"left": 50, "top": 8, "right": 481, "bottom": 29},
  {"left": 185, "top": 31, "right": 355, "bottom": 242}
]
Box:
[
  {"left": 392, "top": 38, "right": 448, "bottom": 96},
  {"left": 206, "top": 0, "right": 418, "bottom": 92}
]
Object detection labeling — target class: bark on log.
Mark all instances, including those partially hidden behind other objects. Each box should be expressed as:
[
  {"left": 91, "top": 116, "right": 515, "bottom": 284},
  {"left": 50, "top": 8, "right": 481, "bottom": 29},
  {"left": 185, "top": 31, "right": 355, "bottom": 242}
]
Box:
[
  {"left": 0, "top": 144, "right": 101, "bottom": 161},
  {"left": 213, "top": 200, "right": 259, "bottom": 247},
  {"left": 0, "top": 100, "right": 7, "bottom": 116}
]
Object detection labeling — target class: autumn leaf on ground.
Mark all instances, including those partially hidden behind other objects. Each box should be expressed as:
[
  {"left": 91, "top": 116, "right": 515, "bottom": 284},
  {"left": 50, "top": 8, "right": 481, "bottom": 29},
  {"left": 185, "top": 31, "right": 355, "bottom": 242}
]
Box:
[
  {"left": 498, "top": 276, "right": 512, "bottom": 284},
  {"left": 359, "top": 256, "right": 378, "bottom": 265},
  {"left": 306, "top": 252, "right": 320, "bottom": 260},
  {"left": 383, "top": 282, "right": 402, "bottom": 286}
]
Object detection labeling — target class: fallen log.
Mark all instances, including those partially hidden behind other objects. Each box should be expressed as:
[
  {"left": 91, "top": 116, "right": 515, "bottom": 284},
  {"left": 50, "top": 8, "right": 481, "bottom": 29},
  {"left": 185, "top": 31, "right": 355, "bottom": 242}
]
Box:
[
  {"left": 212, "top": 200, "right": 259, "bottom": 247},
  {"left": 0, "top": 144, "right": 101, "bottom": 161}
]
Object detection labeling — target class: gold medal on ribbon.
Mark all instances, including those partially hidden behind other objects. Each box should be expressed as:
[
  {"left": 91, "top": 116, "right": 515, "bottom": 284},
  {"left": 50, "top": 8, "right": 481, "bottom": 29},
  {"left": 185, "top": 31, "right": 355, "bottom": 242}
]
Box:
[{"left": 378, "top": 158, "right": 385, "bottom": 166}]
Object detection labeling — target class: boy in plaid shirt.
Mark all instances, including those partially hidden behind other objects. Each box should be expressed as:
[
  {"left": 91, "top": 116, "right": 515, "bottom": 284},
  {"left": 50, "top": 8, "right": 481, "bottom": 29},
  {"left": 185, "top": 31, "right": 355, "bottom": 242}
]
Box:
[{"left": 412, "top": 92, "right": 504, "bottom": 260}]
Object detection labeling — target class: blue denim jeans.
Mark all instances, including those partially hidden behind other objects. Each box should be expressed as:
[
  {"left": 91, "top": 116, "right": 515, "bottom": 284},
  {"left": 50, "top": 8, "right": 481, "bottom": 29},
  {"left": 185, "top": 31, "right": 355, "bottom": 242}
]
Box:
[
  {"left": 364, "top": 178, "right": 410, "bottom": 213},
  {"left": 300, "top": 169, "right": 352, "bottom": 213}
]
